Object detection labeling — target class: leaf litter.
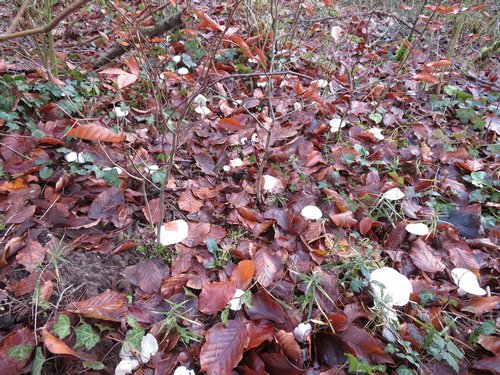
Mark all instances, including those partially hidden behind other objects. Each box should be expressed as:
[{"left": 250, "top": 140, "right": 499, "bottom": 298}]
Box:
[{"left": 0, "top": 0, "right": 499, "bottom": 374}]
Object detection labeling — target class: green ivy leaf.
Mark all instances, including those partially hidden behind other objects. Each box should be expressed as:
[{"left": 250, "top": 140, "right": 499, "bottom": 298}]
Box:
[
  {"left": 32, "top": 347, "right": 45, "bottom": 375},
  {"left": 83, "top": 361, "right": 105, "bottom": 370},
  {"left": 39, "top": 167, "right": 53, "bottom": 180},
  {"left": 369, "top": 112, "right": 383, "bottom": 124},
  {"left": 52, "top": 315, "right": 71, "bottom": 339},
  {"left": 7, "top": 344, "right": 33, "bottom": 362},
  {"left": 74, "top": 322, "right": 99, "bottom": 351},
  {"left": 122, "top": 327, "right": 145, "bottom": 357},
  {"left": 469, "top": 320, "right": 496, "bottom": 345}
]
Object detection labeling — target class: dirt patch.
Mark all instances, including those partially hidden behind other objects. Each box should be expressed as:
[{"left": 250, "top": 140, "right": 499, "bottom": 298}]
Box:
[{"left": 59, "top": 249, "right": 142, "bottom": 299}]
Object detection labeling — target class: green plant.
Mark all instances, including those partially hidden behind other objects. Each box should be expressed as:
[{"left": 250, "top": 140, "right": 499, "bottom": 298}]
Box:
[
  {"left": 136, "top": 241, "right": 175, "bottom": 263},
  {"left": 346, "top": 353, "right": 386, "bottom": 374},
  {"left": 161, "top": 299, "right": 202, "bottom": 345},
  {"left": 267, "top": 192, "right": 288, "bottom": 207},
  {"left": 205, "top": 238, "right": 231, "bottom": 269},
  {"left": 424, "top": 327, "right": 464, "bottom": 373}
]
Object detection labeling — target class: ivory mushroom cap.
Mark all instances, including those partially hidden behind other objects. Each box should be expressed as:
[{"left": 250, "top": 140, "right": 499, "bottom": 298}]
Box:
[{"left": 370, "top": 267, "right": 413, "bottom": 306}]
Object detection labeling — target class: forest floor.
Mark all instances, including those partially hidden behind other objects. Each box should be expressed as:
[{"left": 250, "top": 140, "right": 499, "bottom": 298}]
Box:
[{"left": 0, "top": 1, "right": 499, "bottom": 374}]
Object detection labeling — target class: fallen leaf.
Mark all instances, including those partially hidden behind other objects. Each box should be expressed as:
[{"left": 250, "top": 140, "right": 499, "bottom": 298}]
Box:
[{"left": 200, "top": 320, "right": 249, "bottom": 375}]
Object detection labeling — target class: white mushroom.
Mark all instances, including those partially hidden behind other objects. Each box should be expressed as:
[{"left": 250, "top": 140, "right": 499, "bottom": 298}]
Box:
[
  {"left": 194, "top": 106, "right": 211, "bottom": 115},
  {"left": 115, "top": 358, "right": 139, "bottom": 375},
  {"left": 173, "top": 366, "right": 196, "bottom": 375},
  {"left": 293, "top": 322, "right": 312, "bottom": 343},
  {"left": 329, "top": 118, "right": 348, "bottom": 132},
  {"left": 65, "top": 151, "right": 86, "bottom": 164},
  {"left": 382, "top": 187, "right": 405, "bottom": 201},
  {"left": 262, "top": 175, "right": 278, "bottom": 191},
  {"left": 229, "top": 158, "right": 243, "bottom": 168},
  {"left": 228, "top": 289, "right": 245, "bottom": 311},
  {"left": 178, "top": 67, "right": 189, "bottom": 75},
  {"left": 140, "top": 333, "right": 158, "bottom": 363},
  {"left": 368, "top": 127, "right": 385, "bottom": 141},
  {"left": 451, "top": 268, "right": 486, "bottom": 296},
  {"left": 405, "top": 223, "right": 430, "bottom": 236},
  {"left": 369, "top": 267, "right": 413, "bottom": 306},
  {"left": 300, "top": 205, "right": 323, "bottom": 220},
  {"left": 159, "top": 220, "right": 189, "bottom": 246}
]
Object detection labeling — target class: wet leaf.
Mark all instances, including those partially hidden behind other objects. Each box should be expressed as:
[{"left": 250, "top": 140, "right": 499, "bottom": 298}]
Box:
[
  {"left": 42, "top": 328, "right": 80, "bottom": 358},
  {"left": 67, "top": 122, "right": 125, "bottom": 143},
  {"left": 199, "top": 281, "right": 237, "bottom": 314},
  {"left": 200, "top": 320, "right": 249, "bottom": 375},
  {"left": 410, "top": 238, "right": 445, "bottom": 273},
  {"left": 66, "top": 289, "right": 128, "bottom": 322}
]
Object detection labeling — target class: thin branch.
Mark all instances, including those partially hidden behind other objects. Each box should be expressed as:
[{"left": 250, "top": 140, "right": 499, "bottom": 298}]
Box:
[{"left": 0, "top": 0, "right": 91, "bottom": 42}]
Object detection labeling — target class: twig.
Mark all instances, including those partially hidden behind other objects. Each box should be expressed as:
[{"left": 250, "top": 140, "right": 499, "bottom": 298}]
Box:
[
  {"left": 91, "top": 10, "right": 184, "bottom": 69},
  {"left": 5, "top": 0, "right": 31, "bottom": 34},
  {"left": 255, "top": 0, "right": 279, "bottom": 205},
  {"left": 0, "top": 0, "right": 90, "bottom": 42}
]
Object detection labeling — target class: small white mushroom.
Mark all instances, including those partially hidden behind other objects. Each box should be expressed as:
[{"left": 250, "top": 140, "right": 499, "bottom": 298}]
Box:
[
  {"left": 173, "top": 366, "right": 196, "bottom": 375},
  {"left": 65, "top": 151, "right": 86, "bottom": 164},
  {"left": 300, "top": 205, "right": 323, "bottom": 220},
  {"left": 368, "top": 127, "right": 385, "bottom": 141},
  {"left": 222, "top": 165, "right": 231, "bottom": 172},
  {"left": 172, "top": 55, "right": 182, "bottom": 63},
  {"left": 229, "top": 158, "right": 243, "bottom": 168},
  {"left": 329, "top": 118, "right": 347, "bottom": 132},
  {"left": 115, "top": 358, "right": 139, "bottom": 375},
  {"left": 114, "top": 106, "right": 129, "bottom": 118},
  {"left": 293, "top": 322, "right": 312, "bottom": 343},
  {"left": 178, "top": 67, "right": 189, "bottom": 75},
  {"left": 262, "top": 175, "right": 278, "bottom": 191},
  {"left": 451, "top": 268, "right": 486, "bottom": 296},
  {"left": 194, "top": 106, "right": 211, "bottom": 115},
  {"left": 382, "top": 187, "right": 405, "bottom": 201},
  {"left": 159, "top": 220, "right": 189, "bottom": 246},
  {"left": 140, "top": 333, "right": 158, "bottom": 363},
  {"left": 370, "top": 267, "right": 413, "bottom": 306},
  {"left": 405, "top": 223, "right": 430, "bottom": 236},
  {"left": 228, "top": 289, "right": 245, "bottom": 311}
]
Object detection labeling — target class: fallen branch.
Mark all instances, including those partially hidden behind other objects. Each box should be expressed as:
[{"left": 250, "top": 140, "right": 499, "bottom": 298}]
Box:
[
  {"left": 91, "top": 10, "right": 184, "bottom": 69},
  {"left": 0, "top": 0, "right": 90, "bottom": 42}
]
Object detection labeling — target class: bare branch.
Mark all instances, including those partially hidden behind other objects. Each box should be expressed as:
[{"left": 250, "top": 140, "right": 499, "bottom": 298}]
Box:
[{"left": 0, "top": 0, "right": 91, "bottom": 42}]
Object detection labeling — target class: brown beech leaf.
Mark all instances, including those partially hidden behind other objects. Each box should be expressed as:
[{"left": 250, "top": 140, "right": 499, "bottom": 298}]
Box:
[
  {"left": 246, "top": 320, "right": 275, "bottom": 350},
  {"left": 161, "top": 273, "right": 189, "bottom": 299},
  {"left": 413, "top": 72, "right": 439, "bottom": 84},
  {"left": 472, "top": 356, "right": 500, "bottom": 373},
  {"left": 260, "top": 352, "right": 305, "bottom": 375},
  {"left": 478, "top": 336, "right": 500, "bottom": 356},
  {"left": 178, "top": 190, "right": 204, "bottom": 214},
  {"left": 253, "top": 248, "right": 279, "bottom": 288},
  {"left": 67, "top": 122, "right": 124, "bottom": 143},
  {"left": 16, "top": 237, "right": 45, "bottom": 273},
  {"left": 42, "top": 328, "right": 80, "bottom": 358},
  {"left": 200, "top": 320, "right": 249, "bottom": 375},
  {"left": 136, "top": 259, "right": 167, "bottom": 294},
  {"left": 246, "top": 291, "right": 285, "bottom": 323},
  {"left": 329, "top": 211, "right": 357, "bottom": 228},
  {"left": 443, "top": 240, "right": 480, "bottom": 273},
  {"left": 6, "top": 204, "right": 36, "bottom": 224},
  {"left": 199, "top": 281, "right": 237, "bottom": 314},
  {"left": 462, "top": 296, "right": 500, "bottom": 314},
  {"left": 359, "top": 217, "right": 374, "bottom": 235},
  {"left": 231, "top": 260, "right": 255, "bottom": 289},
  {"left": 66, "top": 289, "right": 128, "bottom": 322},
  {"left": 385, "top": 221, "right": 407, "bottom": 250},
  {"left": 275, "top": 330, "right": 302, "bottom": 366},
  {"left": 339, "top": 325, "right": 394, "bottom": 365},
  {"left": 142, "top": 198, "right": 161, "bottom": 225},
  {"left": 410, "top": 238, "right": 445, "bottom": 273}
]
